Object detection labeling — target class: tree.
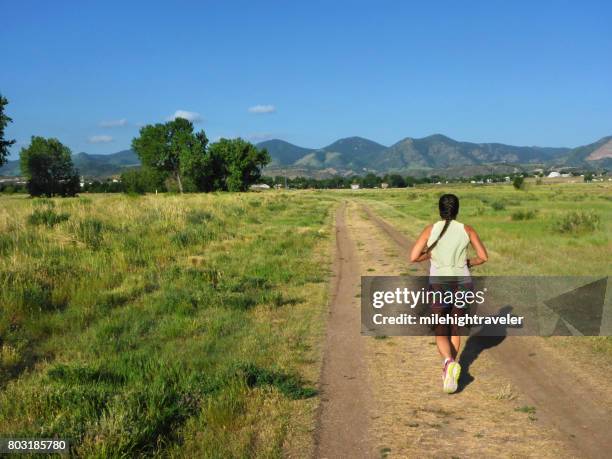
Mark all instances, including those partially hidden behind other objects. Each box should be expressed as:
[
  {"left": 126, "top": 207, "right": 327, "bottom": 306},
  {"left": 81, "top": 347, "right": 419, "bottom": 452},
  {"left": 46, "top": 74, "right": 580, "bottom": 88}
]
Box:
[
  {"left": 360, "top": 173, "right": 381, "bottom": 188},
  {"left": 121, "top": 166, "right": 167, "bottom": 194},
  {"left": 0, "top": 93, "right": 16, "bottom": 167},
  {"left": 208, "top": 138, "right": 270, "bottom": 191},
  {"left": 383, "top": 173, "right": 406, "bottom": 188},
  {"left": 512, "top": 175, "right": 525, "bottom": 190},
  {"left": 20, "top": 136, "right": 80, "bottom": 197},
  {"left": 131, "top": 118, "right": 208, "bottom": 193},
  {"left": 584, "top": 173, "right": 593, "bottom": 183}
]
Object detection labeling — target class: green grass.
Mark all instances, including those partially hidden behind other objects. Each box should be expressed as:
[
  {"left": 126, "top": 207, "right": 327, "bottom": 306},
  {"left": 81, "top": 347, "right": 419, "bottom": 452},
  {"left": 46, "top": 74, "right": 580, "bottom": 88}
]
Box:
[
  {"left": 0, "top": 181, "right": 610, "bottom": 455},
  {"left": 515, "top": 405, "right": 536, "bottom": 414},
  {"left": 511, "top": 209, "right": 538, "bottom": 221},
  {"left": 0, "top": 192, "right": 335, "bottom": 457},
  {"left": 552, "top": 211, "right": 601, "bottom": 234},
  {"left": 342, "top": 181, "right": 612, "bottom": 358},
  {"left": 349, "top": 182, "right": 611, "bottom": 276}
]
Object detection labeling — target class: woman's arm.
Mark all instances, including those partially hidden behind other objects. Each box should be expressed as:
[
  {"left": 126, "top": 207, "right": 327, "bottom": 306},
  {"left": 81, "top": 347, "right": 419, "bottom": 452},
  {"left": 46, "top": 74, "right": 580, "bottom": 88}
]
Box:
[
  {"left": 465, "top": 225, "right": 488, "bottom": 267},
  {"left": 409, "top": 225, "right": 433, "bottom": 263}
]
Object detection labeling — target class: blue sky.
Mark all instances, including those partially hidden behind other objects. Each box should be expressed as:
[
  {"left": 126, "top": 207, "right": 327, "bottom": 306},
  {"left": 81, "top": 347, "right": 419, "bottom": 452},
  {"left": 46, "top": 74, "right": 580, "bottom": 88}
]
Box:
[{"left": 1, "top": 0, "right": 611, "bottom": 159}]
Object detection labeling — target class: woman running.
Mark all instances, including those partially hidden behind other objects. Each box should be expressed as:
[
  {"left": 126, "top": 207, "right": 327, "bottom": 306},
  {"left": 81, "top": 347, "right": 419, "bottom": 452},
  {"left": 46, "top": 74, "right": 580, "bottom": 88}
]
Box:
[{"left": 409, "top": 194, "right": 488, "bottom": 393}]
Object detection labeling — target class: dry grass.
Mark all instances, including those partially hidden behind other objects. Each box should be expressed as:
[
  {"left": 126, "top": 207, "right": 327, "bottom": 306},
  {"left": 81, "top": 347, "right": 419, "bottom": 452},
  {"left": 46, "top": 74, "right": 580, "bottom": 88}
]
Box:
[{"left": 0, "top": 191, "right": 336, "bottom": 457}]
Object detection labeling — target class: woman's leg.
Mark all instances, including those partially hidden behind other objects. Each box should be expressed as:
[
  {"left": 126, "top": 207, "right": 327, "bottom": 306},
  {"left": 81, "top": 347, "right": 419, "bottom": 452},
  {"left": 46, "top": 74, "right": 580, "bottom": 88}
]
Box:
[
  {"left": 436, "top": 335, "right": 453, "bottom": 360},
  {"left": 449, "top": 306, "right": 466, "bottom": 360},
  {"left": 433, "top": 308, "right": 453, "bottom": 360},
  {"left": 450, "top": 335, "right": 461, "bottom": 360}
]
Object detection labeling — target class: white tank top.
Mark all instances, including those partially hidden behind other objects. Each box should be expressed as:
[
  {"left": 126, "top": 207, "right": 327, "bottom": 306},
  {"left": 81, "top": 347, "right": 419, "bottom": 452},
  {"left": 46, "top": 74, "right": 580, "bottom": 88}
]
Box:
[{"left": 427, "top": 220, "right": 470, "bottom": 277}]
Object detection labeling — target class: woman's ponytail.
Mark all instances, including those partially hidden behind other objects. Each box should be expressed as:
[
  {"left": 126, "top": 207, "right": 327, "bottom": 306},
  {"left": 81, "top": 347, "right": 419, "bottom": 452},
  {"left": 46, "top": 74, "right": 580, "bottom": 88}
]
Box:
[{"left": 422, "top": 194, "right": 460, "bottom": 254}]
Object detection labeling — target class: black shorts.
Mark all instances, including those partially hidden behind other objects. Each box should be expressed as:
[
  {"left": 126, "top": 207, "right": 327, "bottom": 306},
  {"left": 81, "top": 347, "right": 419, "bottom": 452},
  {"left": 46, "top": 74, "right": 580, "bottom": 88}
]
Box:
[
  {"left": 428, "top": 279, "right": 472, "bottom": 336},
  {"left": 430, "top": 306, "right": 469, "bottom": 336}
]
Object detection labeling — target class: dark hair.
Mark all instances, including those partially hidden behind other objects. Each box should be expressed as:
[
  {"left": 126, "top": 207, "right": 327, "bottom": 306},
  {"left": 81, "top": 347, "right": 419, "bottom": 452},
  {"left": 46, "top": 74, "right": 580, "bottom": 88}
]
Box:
[{"left": 423, "top": 194, "right": 460, "bottom": 254}]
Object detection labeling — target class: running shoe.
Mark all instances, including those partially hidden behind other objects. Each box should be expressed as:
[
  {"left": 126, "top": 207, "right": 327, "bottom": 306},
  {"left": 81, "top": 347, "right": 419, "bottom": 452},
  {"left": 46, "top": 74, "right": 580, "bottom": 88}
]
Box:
[{"left": 443, "top": 360, "right": 461, "bottom": 394}]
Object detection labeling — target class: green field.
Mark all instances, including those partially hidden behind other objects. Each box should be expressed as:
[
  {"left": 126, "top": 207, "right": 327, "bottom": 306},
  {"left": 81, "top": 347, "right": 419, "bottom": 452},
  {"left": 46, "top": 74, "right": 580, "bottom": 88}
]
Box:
[
  {"left": 0, "top": 181, "right": 610, "bottom": 456},
  {"left": 349, "top": 181, "right": 611, "bottom": 276},
  {"left": 0, "top": 192, "right": 335, "bottom": 457}
]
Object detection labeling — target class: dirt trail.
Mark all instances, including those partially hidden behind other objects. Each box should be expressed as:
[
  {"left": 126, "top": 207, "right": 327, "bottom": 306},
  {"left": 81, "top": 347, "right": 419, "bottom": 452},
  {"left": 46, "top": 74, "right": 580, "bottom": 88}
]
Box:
[
  {"left": 361, "top": 203, "right": 612, "bottom": 458},
  {"left": 315, "top": 201, "right": 612, "bottom": 458},
  {"left": 315, "top": 202, "right": 375, "bottom": 458}
]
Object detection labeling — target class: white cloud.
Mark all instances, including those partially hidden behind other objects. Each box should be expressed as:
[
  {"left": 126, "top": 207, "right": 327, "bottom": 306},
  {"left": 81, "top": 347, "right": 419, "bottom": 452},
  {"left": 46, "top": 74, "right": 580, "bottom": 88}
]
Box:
[
  {"left": 99, "top": 118, "right": 128, "bottom": 128},
  {"left": 248, "top": 104, "right": 276, "bottom": 114},
  {"left": 88, "top": 135, "right": 114, "bottom": 144},
  {"left": 167, "top": 110, "right": 203, "bottom": 123}
]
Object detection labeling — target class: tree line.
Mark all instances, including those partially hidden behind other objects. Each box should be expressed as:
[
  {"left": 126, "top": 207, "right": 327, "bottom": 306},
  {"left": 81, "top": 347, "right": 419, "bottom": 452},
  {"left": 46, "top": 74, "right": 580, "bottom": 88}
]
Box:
[
  {"left": 258, "top": 172, "right": 526, "bottom": 189},
  {"left": 76, "top": 171, "right": 523, "bottom": 193},
  {"left": 1, "top": 93, "right": 605, "bottom": 195},
  {"left": 0, "top": 93, "right": 270, "bottom": 196}
]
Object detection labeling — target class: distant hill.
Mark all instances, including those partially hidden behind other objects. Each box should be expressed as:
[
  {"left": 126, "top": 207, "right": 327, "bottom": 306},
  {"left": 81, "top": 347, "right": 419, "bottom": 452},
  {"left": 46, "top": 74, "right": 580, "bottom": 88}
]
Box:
[
  {"left": 370, "top": 134, "right": 571, "bottom": 171},
  {"left": 286, "top": 136, "right": 387, "bottom": 171},
  {"left": 0, "top": 159, "right": 20, "bottom": 176},
  {"left": 562, "top": 136, "right": 612, "bottom": 167},
  {"left": 257, "top": 139, "right": 313, "bottom": 166},
  {"left": 72, "top": 149, "right": 140, "bottom": 176},
  {"left": 258, "top": 134, "right": 610, "bottom": 176},
  {"left": 321, "top": 136, "right": 387, "bottom": 169},
  {"left": 2, "top": 135, "right": 609, "bottom": 179},
  {"left": 0, "top": 149, "right": 140, "bottom": 177}
]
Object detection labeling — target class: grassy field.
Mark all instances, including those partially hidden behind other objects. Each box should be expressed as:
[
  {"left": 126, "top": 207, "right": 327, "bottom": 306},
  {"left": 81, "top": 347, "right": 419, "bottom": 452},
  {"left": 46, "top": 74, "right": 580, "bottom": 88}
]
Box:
[
  {"left": 349, "top": 181, "right": 611, "bottom": 276},
  {"left": 0, "top": 181, "right": 610, "bottom": 456},
  {"left": 0, "top": 192, "right": 335, "bottom": 457},
  {"left": 347, "top": 181, "right": 612, "bottom": 355}
]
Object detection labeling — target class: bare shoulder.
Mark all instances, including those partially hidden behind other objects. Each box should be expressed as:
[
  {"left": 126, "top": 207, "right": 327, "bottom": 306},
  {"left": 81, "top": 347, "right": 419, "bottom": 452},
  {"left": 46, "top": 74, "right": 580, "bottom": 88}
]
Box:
[{"left": 421, "top": 224, "right": 433, "bottom": 237}]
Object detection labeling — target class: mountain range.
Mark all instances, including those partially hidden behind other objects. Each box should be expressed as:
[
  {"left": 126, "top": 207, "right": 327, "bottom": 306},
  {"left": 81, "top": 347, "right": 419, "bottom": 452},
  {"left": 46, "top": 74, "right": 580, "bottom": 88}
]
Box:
[
  {"left": 259, "top": 134, "right": 611, "bottom": 177},
  {"left": 2, "top": 135, "right": 610, "bottom": 178},
  {"left": 0, "top": 149, "right": 140, "bottom": 178}
]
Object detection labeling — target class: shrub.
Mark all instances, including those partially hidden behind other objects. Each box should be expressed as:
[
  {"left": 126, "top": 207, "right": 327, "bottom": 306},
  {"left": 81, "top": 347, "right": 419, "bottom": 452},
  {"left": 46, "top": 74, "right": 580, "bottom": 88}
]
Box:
[
  {"left": 553, "top": 211, "right": 600, "bottom": 234},
  {"left": 76, "top": 218, "right": 105, "bottom": 248},
  {"left": 512, "top": 176, "right": 525, "bottom": 190},
  {"left": 186, "top": 210, "right": 213, "bottom": 225},
  {"left": 32, "top": 198, "right": 55, "bottom": 207},
  {"left": 511, "top": 209, "right": 538, "bottom": 221},
  {"left": 490, "top": 200, "right": 506, "bottom": 211},
  {"left": 28, "top": 208, "right": 70, "bottom": 227},
  {"left": 0, "top": 234, "right": 14, "bottom": 254},
  {"left": 471, "top": 206, "right": 486, "bottom": 216},
  {"left": 235, "top": 363, "right": 317, "bottom": 399},
  {"left": 171, "top": 226, "right": 214, "bottom": 247}
]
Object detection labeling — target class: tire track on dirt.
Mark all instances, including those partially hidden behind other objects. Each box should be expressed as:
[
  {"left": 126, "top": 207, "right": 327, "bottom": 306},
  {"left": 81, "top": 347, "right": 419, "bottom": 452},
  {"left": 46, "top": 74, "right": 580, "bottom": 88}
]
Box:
[
  {"left": 315, "top": 202, "right": 375, "bottom": 458},
  {"left": 361, "top": 203, "right": 612, "bottom": 458},
  {"left": 355, "top": 202, "right": 563, "bottom": 458}
]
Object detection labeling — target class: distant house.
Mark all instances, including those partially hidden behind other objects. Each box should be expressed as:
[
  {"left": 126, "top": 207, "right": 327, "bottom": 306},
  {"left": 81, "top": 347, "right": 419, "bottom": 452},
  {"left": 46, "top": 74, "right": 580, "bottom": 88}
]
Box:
[
  {"left": 548, "top": 171, "right": 561, "bottom": 178},
  {"left": 351, "top": 183, "right": 360, "bottom": 190},
  {"left": 250, "top": 183, "right": 271, "bottom": 191},
  {"left": 381, "top": 182, "right": 389, "bottom": 189}
]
